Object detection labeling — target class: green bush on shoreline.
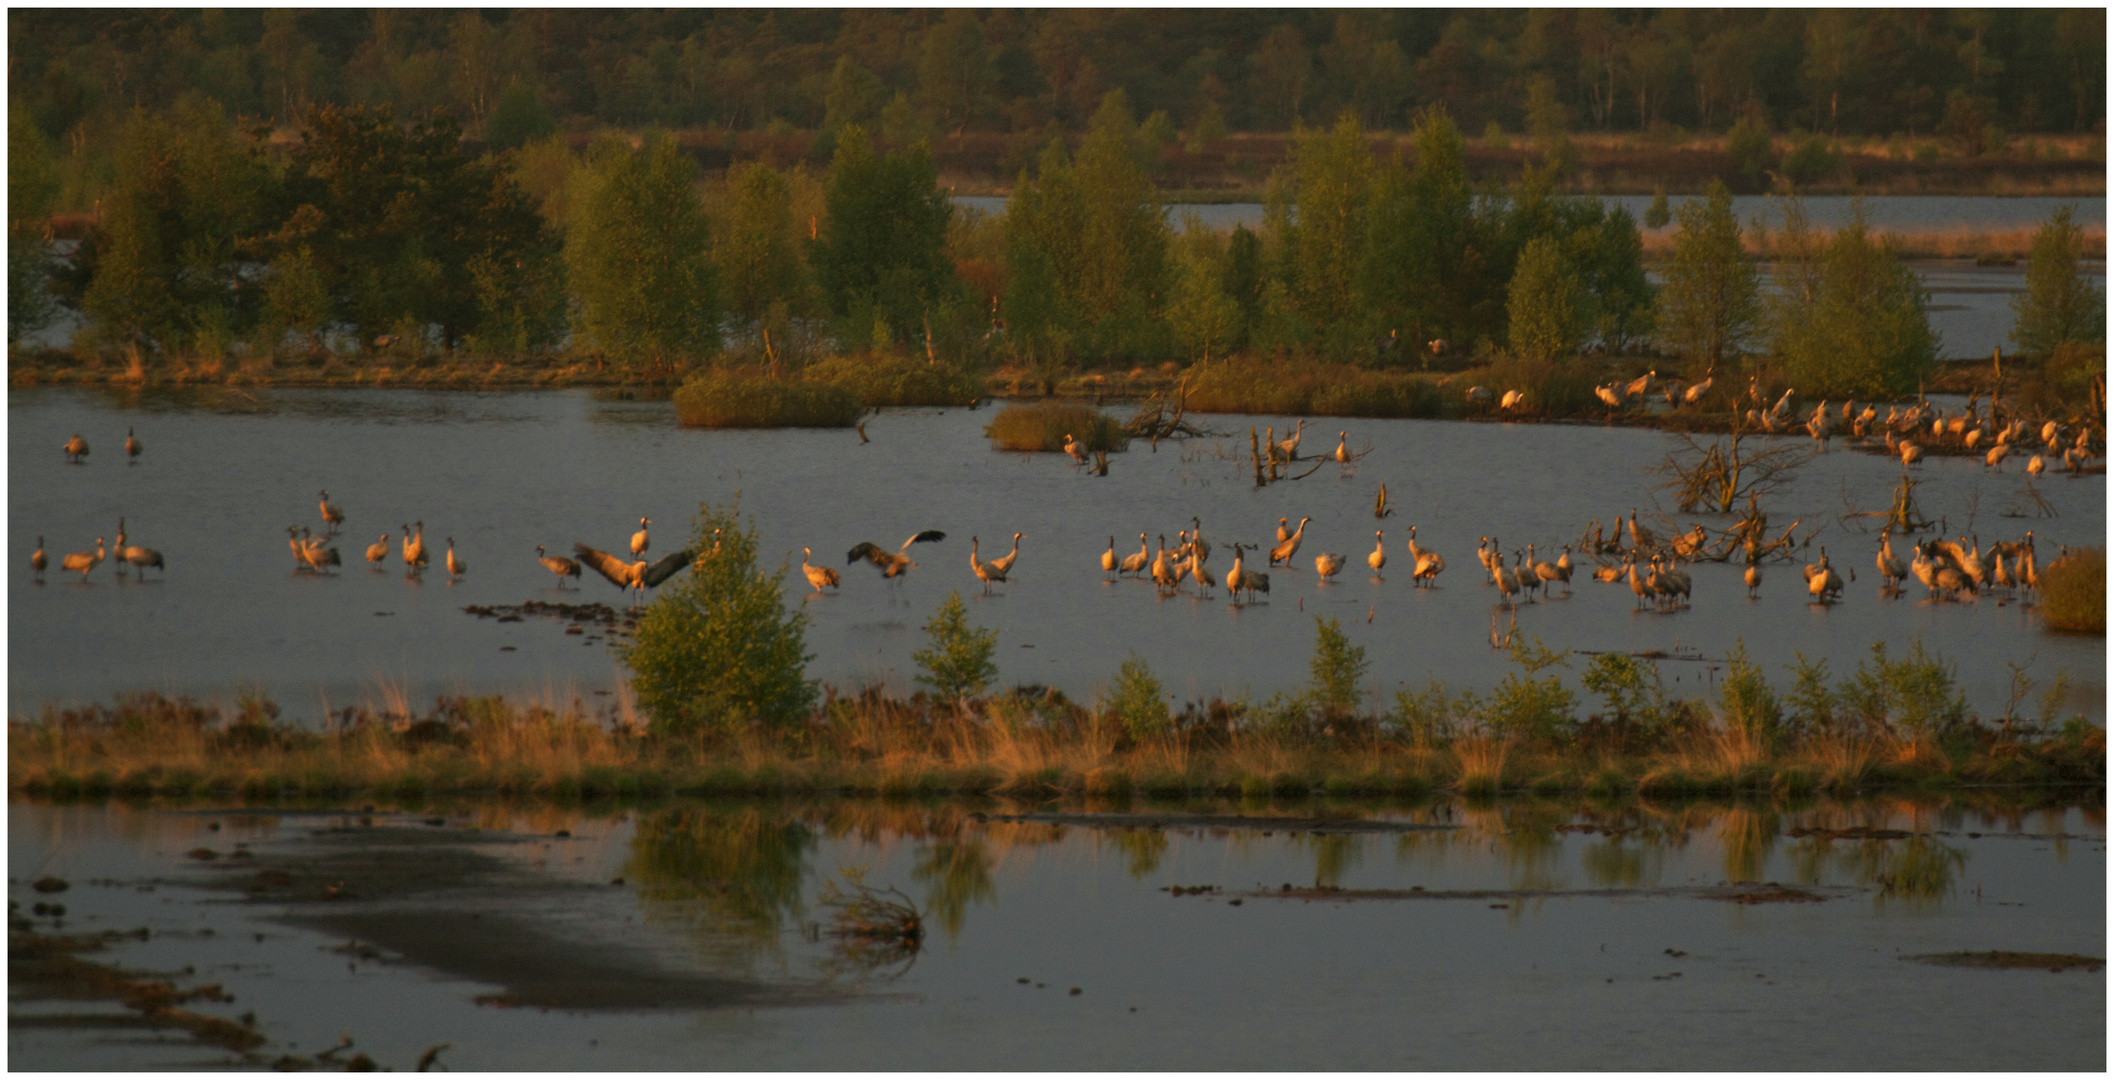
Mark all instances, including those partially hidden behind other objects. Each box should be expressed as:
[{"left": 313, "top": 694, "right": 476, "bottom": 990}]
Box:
[{"left": 674, "top": 370, "right": 862, "bottom": 428}]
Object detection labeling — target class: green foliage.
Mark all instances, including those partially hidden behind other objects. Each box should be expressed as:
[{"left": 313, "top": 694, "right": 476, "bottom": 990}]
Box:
[
  {"left": 800, "top": 354, "right": 981, "bottom": 407},
  {"left": 484, "top": 80, "right": 555, "bottom": 150},
  {"left": 1838, "top": 640, "right": 1968, "bottom": 738},
  {"left": 1391, "top": 679, "right": 1479, "bottom": 743},
  {"left": 1780, "top": 135, "right": 1840, "bottom": 187},
  {"left": 259, "top": 245, "right": 333, "bottom": 353},
  {"left": 915, "top": 9, "right": 996, "bottom": 134},
  {"left": 1644, "top": 187, "right": 1671, "bottom": 230},
  {"left": 1307, "top": 616, "right": 1369, "bottom": 722},
  {"left": 279, "top": 102, "right": 559, "bottom": 355},
  {"left": 983, "top": 402, "right": 1129, "bottom": 452},
  {"left": 1482, "top": 636, "right": 1574, "bottom": 741},
  {"left": 713, "top": 161, "right": 810, "bottom": 364},
  {"left": 9, "top": 101, "right": 59, "bottom": 342},
  {"left": 2037, "top": 548, "right": 2105, "bottom": 634},
  {"left": 1656, "top": 181, "right": 1760, "bottom": 374},
  {"left": 1771, "top": 200, "right": 1937, "bottom": 398},
  {"left": 673, "top": 371, "right": 861, "bottom": 428},
  {"left": 1725, "top": 106, "right": 1772, "bottom": 182},
  {"left": 1002, "top": 92, "right": 1173, "bottom": 363},
  {"left": 625, "top": 502, "right": 818, "bottom": 736},
  {"left": 1363, "top": 104, "right": 1486, "bottom": 353},
  {"left": 566, "top": 134, "right": 717, "bottom": 374},
  {"left": 1185, "top": 100, "right": 1227, "bottom": 150},
  {"left": 1166, "top": 216, "right": 1242, "bottom": 363},
  {"left": 823, "top": 56, "right": 885, "bottom": 131},
  {"left": 2010, "top": 204, "right": 2105, "bottom": 357},
  {"left": 81, "top": 99, "right": 272, "bottom": 353},
  {"left": 812, "top": 127, "right": 956, "bottom": 353},
  {"left": 1506, "top": 235, "right": 1584, "bottom": 361},
  {"left": 913, "top": 592, "right": 998, "bottom": 703},
  {"left": 1782, "top": 654, "right": 1838, "bottom": 739},
  {"left": 1288, "top": 114, "right": 1376, "bottom": 357},
  {"left": 1108, "top": 653, "right": 1172, "bottom": 741},
  {"left": 1717, "top": 640, "right": 1784, "bottom": 746}
]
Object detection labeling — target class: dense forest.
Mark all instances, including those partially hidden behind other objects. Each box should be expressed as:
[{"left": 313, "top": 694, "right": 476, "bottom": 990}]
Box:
[
  {"left": 7, "top": 9, "right": 2105, "bottom": 396},
  {"left": 13, "top": 9, "right": 2104, "bottom": 148}
]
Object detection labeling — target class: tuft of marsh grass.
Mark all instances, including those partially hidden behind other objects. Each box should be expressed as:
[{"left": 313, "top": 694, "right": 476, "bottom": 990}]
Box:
[
  {"left": 983, "top": 402, "right": 1129, "bottom": 452},
  {"left": 800, "top": 354, "right": 983, "bottom": 407},
  {"left": 674, "top": 369, "right": 862, "bottom": 428},
  {"left": 2037, "top": 547, "right": 2104, "bottom": 634}
]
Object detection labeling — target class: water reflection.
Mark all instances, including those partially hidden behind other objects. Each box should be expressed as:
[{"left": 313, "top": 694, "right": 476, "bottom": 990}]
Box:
[
  {"left": 1717, "top": 808, "right": 1781, "bottom": 882},
  {"left": 912, "top": 837, "right": 997, "bottom": 938},
  {"left": 627, "top": 805, "right": 814, "bottom": 944}
]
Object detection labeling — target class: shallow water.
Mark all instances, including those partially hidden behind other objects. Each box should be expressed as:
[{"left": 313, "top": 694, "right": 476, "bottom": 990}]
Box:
[
  {"left": 9, "top": 387, "right": 2103, "bottom": 726},
  {"left": 7, "top": 797, "right": 2103, "bottom": 1070}
]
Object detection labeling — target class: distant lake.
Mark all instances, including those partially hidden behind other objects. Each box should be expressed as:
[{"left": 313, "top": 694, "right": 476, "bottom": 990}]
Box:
[{"left": 957, "top": 194, "right": 2107, "bottom": 237}]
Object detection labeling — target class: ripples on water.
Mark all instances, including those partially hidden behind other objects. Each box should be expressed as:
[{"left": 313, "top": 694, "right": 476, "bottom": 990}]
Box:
[
  {"left": 8, "top": 388, "right": 2103, "bottom": 724},
  {"left": 7, "top": 797, "right": 2103, "bottom": 1070}
]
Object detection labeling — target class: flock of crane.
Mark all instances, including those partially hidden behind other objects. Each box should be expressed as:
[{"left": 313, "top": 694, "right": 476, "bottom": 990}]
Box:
[{"left": 38, "top": 393, "right": 2092, "bottom": 627}]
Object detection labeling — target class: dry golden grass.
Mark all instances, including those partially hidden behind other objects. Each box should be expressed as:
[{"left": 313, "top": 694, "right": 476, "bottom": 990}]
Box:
[{"left": 8, "top": 684, "right": 2095, "bottom": 802}]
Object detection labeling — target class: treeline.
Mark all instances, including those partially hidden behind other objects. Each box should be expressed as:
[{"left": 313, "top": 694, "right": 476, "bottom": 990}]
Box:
[
  {"left": 13, "top": 89, "right": 2103, "bottom": 402},
  {"left": 13, "top": 9, "right": 2105, "bottom": 157}
]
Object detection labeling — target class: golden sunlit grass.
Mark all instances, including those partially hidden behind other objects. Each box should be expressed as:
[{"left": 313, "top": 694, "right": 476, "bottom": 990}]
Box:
[
  {"left": 9, "top": 680, "right": 2101, "bottom": 804},
  {"left": 983, "top": 401, "right": 1129, "bottom": 452},
  {"left": 2037, "top": 547, "right": 2105, "bottom": 634}
]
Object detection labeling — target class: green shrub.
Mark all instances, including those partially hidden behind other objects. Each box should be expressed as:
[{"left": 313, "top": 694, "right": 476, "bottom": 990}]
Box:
[
  {"left": 1108, "top": 653, "right": 1172, "bottom": 741},
  {"left": 2038, "top": 547, "right": 2105, "bottom": 634},
  {"left": 802, "top": 353, "right": 983, "bottom": 407},
  {"left": 625, "top": 501, "right": 818, "bottom": 735},
  {"left": 1838, "top": 639, "right": 1967, "bottom": 738},
  {"left": 1779, "top": 135, "right": 1840, "bottom": 186},
  {"left": 1716, "top": 640, "right": 1783, "bottom": 746},
  {"left": 674, "top": 370, "right": 862, "bottom": 428},
  {"left": 983, "top": 402, "right": 1129, "bottom": 452},
  {"left": 913, "top": 591, "right": 998, "bottom": 703},
  {"left": 1307, "top": 616, "right": 1369, "bottom": 723}
]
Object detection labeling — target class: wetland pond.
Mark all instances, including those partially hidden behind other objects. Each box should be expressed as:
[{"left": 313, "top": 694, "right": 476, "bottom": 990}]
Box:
[
  {"left": 8, "top": 388, "right": 2103, "bottom": 724},
  {"left": 8, "top": 795, "right": 2104, "bottom": 1070}
]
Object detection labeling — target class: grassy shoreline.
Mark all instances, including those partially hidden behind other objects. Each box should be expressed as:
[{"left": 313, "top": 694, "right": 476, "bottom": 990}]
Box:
[{"left": 11, "top": 689, "right": 2103, "bottom": 806}]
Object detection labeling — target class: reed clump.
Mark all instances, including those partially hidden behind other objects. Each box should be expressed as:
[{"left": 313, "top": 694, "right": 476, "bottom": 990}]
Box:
[
  {"left": 984, "top": 402, "right": 1129, "bottom": 452},
  {"left": 800, "top": 354, "right": 983, "bottom": 407},
  {"left": 673, "top": 369, "right": 863, "bottom": 428},
  {"left": 2037, "top": 547, "right": 2105, "bottom": 634},
  {"left": 1184, "top": 360, "right": 1446, "bottom": 418}
]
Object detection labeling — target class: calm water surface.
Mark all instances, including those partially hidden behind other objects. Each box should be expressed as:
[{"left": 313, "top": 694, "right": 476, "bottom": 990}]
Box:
[
  {"left": 8, "top": 797, "right": 2103, "bottom": 1070},
  {"left": 8, "top": 388, "right": 2103, "bottom": 724}
]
